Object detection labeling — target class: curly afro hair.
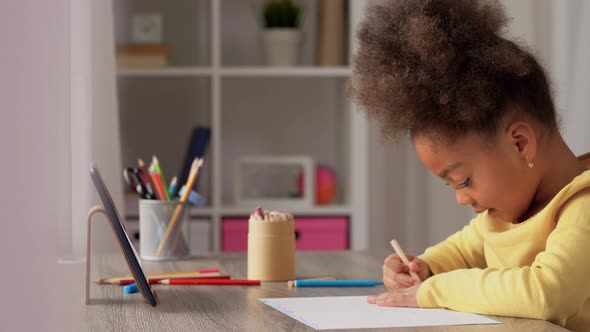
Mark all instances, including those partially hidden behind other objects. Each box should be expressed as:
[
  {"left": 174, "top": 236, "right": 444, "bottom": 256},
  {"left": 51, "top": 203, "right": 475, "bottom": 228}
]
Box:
[{"left": 348, "top": 0, "right": 557, "bottom": 142}]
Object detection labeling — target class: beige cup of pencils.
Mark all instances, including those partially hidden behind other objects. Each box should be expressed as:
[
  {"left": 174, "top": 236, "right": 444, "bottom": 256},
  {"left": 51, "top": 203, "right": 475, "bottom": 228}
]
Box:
[
  {"left": 139, "top": 199, "right": 190, "bottom": 260},
  {"left": 247, "top": 208, "right": 296, "bottom": 281}
]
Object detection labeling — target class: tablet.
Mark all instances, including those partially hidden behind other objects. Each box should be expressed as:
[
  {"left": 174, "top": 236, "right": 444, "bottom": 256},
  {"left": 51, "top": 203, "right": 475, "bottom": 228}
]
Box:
[{"left": 90, "top": 164, "right": 158, "bottom": 306}]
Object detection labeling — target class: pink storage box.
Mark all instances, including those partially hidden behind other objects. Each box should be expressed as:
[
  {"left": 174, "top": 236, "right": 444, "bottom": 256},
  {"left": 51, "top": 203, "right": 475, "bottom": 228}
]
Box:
[{"left": 222, "top": 216, "right": 349, "bottom": 252}]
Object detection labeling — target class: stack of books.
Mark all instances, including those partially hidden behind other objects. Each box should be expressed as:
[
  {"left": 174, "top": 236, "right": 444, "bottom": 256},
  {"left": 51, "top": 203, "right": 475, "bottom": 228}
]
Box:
[
  {"left": 116, "top": 43, "right": 170, "bottom": 68},
  {"left": 316, "top": 0, "right": 345, "bottom": 66}
]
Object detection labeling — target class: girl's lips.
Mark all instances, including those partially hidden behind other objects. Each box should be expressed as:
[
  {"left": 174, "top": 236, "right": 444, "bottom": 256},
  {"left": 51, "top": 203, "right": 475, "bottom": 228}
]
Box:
[
  {"left": 473, "top": 207, "right": 486, "bottom": 214},
  {"left": 474, "top": 208, "right": 495, "bottom": 215}
]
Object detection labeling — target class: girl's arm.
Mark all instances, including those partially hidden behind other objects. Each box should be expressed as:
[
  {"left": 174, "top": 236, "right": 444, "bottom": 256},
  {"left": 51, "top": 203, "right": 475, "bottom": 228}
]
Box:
[
  {"left": 417, "top": 193, "right": 590, "bottom": 327},
  {"left": 418, "top": 217, "right": 487, "bottom": 274}
]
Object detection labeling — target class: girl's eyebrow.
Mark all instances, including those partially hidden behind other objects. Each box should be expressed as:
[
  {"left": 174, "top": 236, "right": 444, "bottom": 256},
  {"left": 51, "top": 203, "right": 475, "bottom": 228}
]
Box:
[{"left": 439, "top": 162, "right": 463, "bottom": 179}]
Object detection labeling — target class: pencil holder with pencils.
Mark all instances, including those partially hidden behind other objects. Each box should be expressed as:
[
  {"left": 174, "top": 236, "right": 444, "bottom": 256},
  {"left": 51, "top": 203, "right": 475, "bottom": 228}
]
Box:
[
  {"left": 247, "top": 208, "right": 295, "bottom": 281},
  {"left": 139, "top": 199, "right": 190, "bottom": 260}
]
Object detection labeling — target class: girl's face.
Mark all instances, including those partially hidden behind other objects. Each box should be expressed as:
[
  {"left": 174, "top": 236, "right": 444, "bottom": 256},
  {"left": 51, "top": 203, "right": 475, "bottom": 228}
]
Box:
[{"left": 413, "top": 132, "right": 538, "bottom": 223}]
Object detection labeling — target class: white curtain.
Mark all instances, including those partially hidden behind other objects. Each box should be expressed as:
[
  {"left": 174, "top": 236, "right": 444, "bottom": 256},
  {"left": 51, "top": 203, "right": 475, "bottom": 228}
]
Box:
[
  {"left": 1, "top": 4, "right": 72, "bottom": 331},
  {"left": 368, "top": 0, "right": 590, "bottom": 258},
  {"left": 68, "top": 0, "right": 123, "bottom": 259},
  {"left": 1, "top": 0, "right": 121, "bottom": 329}
]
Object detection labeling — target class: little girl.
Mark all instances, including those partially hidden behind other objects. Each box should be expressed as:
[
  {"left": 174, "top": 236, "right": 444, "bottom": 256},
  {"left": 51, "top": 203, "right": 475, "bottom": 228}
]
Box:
[{"left": 348, "top": 0, "right": 590, "bottom": 330}]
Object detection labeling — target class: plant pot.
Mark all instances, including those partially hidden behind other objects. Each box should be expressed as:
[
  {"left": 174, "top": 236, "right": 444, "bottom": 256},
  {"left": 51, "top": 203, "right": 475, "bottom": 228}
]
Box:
[{"left": 261, "top": 28, "right": 302, "bottom": 66}]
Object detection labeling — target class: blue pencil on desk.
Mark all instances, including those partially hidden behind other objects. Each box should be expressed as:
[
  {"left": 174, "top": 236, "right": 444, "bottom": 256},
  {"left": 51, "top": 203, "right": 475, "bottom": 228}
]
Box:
[{"left": 292, "top": 280, "right": 384, "bottom": 287}]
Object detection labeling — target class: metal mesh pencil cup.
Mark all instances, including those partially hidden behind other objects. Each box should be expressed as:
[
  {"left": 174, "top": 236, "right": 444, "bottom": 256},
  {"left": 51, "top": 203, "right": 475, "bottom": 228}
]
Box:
[{"left": 139, "top": 199, "right": 190, "bottom": 260}]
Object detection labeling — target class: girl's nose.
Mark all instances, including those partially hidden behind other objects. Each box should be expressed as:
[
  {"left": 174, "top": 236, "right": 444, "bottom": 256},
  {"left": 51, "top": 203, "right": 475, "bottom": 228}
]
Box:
[{"left": 456, "top": 190, "right": 474, "bottom": 206}]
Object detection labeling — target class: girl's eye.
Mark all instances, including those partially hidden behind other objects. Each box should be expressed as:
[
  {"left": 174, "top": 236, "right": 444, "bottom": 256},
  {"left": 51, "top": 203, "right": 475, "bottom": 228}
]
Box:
[
  {"left": 454, "top": 178, "right": 471, "bottom": 190},
  {"left": 444, "top": 178, "right": 471, "bottom": 190}
]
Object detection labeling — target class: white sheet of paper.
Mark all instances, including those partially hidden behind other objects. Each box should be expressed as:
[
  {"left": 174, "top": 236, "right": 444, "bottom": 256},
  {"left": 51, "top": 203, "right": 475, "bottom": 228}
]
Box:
[{"left": 259, "top": 296, "right": 500, "bottom": 330}]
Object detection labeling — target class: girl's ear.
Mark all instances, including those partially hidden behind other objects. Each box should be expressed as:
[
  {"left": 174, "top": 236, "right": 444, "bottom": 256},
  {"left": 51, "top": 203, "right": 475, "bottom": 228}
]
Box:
[{"left": 505, "top": 121, "right": 537, "bottom": 160}]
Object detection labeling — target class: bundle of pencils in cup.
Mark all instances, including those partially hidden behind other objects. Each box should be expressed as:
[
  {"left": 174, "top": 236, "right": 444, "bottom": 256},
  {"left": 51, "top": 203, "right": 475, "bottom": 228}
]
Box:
[
  {"left": 156, "top": 158, "right": 203, "bottom": 255},
  {"left": 123, "top": 156, "right": 172, "bottom": 201},
  {"left": 123, "top": 156, "right": 204, "bottom": 256}
]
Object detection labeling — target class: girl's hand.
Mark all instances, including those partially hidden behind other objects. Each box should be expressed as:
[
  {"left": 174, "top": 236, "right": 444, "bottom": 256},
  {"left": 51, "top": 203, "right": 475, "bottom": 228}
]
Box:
[
  {"left": 382, "top": 254, "right": 431, "bottom": 291},
  {"left": 367, "top": 282, "right": 421, "bottom": 307}
]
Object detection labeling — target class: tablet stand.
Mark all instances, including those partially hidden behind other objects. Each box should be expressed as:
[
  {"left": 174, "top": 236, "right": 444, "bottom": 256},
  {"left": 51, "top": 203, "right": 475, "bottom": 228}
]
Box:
[{"left": 85, "top": 204, "right": 106, "bottom": 304}]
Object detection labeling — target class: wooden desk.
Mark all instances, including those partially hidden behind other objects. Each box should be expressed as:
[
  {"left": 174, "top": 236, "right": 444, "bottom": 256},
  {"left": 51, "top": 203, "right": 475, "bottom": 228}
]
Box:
[{"left": 82, "top": 251, "right": 567, "bottom": 331}]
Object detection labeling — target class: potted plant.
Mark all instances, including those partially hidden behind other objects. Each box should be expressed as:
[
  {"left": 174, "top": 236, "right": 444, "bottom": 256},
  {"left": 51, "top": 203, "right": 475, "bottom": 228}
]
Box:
[{"left": 261, "top": 0, "right": 303, "bottom": 66}]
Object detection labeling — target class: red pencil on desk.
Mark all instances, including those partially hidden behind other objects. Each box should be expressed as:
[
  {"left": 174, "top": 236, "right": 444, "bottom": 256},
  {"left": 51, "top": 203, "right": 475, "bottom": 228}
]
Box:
[
  {"left": 119, "top": 275, "right": 231, "bottom": 286},
  {"left": 158, "top": 278, "right": 261, "bottom": 285}
]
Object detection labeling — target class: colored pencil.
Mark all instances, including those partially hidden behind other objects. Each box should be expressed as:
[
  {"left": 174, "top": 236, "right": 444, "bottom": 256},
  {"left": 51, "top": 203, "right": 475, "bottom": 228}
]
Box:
[
  {"left": 169, "top": 164, "right": 202, "bottom": 254},
  {"left": 119, "top": 275, "right": 231, "bottom": 286},
  {"left": 293, "top": 280, "right": 383, "bottom": 287},
  {"left": 287, "top": 277, "right": 336, "bottom": 287},
  {"left": 256, "top": 207, "right": 264, "bottom": 219},
  {"left": 98, "top": 272, "right": 224, "bottom": 285},
  {"left": 390, "top": 239, "right": 420, "bottom": 282},
  {"left": 168, "top": 176, "right": 178, "bottom": 197},
  {"left": 138, "top": 158, "right": 157, "bottom": 199},
  {"left": 157, "top": 158, "right": 202, "bottom": 255},
  {"left": 158, "top": 279, "right": 261, "bottom": 286},
  {"left": 150, "top": 165, "right": 167, "bottom": 201},
  {"left": 152, "top": 155, "right": 171, "bottom": 201},
  {"left": 96, "top": 268, "right": 221, "bottom": 284}
]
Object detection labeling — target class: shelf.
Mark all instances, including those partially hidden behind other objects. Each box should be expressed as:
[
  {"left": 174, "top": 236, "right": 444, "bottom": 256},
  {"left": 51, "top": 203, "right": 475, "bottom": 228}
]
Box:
[
  {"left": 118, "top": 67, "right": 352, "bottom": 78},
  {"left": 118, "top": 67, "right": 213, "bottom": 77},
  {"left": 219, "top": 205, "right": 352, "bottom": 216},
  {"left": 125, "top": 204, "right": 352, "bottom": 219},
  {"left": 220, "top": 67, "right": 352, "bottom": 77}
]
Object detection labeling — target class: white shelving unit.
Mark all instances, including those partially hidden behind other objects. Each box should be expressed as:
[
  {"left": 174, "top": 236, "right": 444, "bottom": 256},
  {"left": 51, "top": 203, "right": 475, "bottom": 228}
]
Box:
[{"left": 115, "top": 0, "right": 369, "bottom": 252}]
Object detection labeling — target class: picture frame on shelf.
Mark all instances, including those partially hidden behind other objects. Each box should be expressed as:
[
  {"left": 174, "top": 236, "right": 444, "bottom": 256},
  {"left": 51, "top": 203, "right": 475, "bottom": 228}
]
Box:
[{"left": 234, "top": 155, "right": 314, "bottom": 209}]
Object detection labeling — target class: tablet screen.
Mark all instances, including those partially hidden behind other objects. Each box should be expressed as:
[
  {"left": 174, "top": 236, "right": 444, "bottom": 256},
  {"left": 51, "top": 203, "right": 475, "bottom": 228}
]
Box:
[{"left": 90, "top": 164, "right": 157, "bottom": 306}]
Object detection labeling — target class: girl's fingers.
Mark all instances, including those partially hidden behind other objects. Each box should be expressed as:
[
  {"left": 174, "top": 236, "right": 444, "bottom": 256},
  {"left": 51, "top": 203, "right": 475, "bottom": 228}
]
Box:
[
  {"left": 375, "top": 292, "right": 398, "bottom": 307},
  {"left": 409, "top": 261, "right": 420, "bottom": 272},
  {"left": 367, "top": 295, "right": 377, "bottom": 303},
  {"left": 384, "top": 255, "right": 405, "bottom": 273},
  {"left": 392, "top": 271, "right": 414, "bottom": 287},
  {"left": 383, "top": 263, "right": 397, "bottom": 279},
  {"left": 409, "top": 259, "right": 432, "bottom": 280},
  {"left": 383, "top": 254, "right": 425, "bottom": 291},
  {"left": 373, "top": 287, "right": 420, "bottom": 308},
  {"left": 384, "top": 261, "right": 414, "bottom": 286},
  {"left": 376, "top": 291, "right": 391, "bottom": 302},
  {"left": 385, "top": 254, "right": 416, "bottom": 275},
  {"left": 384, "top": 266, "right": 413, "bottom": 288}
]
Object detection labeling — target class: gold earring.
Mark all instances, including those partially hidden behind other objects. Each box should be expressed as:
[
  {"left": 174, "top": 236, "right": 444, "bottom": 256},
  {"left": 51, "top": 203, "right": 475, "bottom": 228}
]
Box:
[{"left": 526, "top": 156, "right": 534, "bottom": 168}]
